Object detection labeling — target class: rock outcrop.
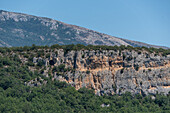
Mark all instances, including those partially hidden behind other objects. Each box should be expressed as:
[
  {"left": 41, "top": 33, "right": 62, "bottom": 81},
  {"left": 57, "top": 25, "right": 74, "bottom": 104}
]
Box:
[{"left": 32, "top": 49, "right": 170, "bottom": 95}]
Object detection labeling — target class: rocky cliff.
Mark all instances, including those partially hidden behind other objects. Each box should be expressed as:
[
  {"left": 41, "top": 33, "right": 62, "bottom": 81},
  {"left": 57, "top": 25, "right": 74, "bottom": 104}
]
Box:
[{"left": 26, "top": 48, "right": 170, "bottom": 96}]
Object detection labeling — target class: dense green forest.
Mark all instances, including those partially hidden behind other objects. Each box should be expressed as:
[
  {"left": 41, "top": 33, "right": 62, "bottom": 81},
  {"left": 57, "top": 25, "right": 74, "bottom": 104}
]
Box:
[
  {"left": 0, "top": 44, "right": 170, "bottom": 113},
  {"left": 0, "top": 44, "right": 170, "bottom": 56}
]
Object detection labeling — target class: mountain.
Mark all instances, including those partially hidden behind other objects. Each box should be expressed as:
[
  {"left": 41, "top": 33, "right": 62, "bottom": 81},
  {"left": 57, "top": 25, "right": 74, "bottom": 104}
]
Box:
[
  {"left": 0, "top": 10, "right": 169, "bottom": 49},
  {"left": 0, "top": 10, "right": 170, "bottom": 112}
]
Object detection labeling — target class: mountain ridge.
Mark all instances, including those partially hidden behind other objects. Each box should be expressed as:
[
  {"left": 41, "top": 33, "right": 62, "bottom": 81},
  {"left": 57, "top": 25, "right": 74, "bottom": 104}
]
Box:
[{"left": 0, "top": 10, "right": 169, "bottom": 49}]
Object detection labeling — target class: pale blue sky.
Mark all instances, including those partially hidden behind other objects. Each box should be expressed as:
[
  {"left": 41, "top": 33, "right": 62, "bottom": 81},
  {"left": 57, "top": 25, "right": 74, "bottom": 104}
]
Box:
[{"left": 0, "top": 0, "right": 170, "bottom": 47}]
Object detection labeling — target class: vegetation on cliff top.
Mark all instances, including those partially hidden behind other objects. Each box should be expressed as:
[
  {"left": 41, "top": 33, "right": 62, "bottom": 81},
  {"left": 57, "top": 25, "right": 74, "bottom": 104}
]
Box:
[{"left": 0, "top": 44, "right": 170, "bottom": 56}]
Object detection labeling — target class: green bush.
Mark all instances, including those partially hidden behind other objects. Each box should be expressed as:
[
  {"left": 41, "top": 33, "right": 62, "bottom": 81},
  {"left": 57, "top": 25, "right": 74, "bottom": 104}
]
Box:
[
  {"left": 134, "top": 64, "right": 139, "bottom": 71},
  {"left": 26, "top": 61, "right": 35, "bottom": 66},
  {"left": 37, "top": 61, "right": 44, "bottom": 67},
  {"left": 86, "top": 70, "right": 90, "bottom": 74}
]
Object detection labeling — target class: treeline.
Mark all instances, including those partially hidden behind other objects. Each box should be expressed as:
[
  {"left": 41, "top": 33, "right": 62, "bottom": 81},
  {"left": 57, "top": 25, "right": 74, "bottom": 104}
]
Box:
[
  {"left": 0, "top": 44, "right": 170, "bottom": 56},
  {"left": 1, "top": 79, "right": 170, "bottom": 113},
  {"left": 0, "top": 53, "right": 170, "bottom": 112}
]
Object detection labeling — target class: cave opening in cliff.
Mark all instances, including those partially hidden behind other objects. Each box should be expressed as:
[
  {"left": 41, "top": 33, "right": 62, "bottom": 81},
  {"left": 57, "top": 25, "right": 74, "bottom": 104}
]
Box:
[{"left": 49, "top": 60, "right": 55, "bottom": 65}]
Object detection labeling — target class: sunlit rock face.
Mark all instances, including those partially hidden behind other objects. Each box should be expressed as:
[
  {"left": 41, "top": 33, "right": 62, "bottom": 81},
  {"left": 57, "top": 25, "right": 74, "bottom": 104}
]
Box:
[{"left": 30, "top": 49, "right": 170, "bottom": 96}]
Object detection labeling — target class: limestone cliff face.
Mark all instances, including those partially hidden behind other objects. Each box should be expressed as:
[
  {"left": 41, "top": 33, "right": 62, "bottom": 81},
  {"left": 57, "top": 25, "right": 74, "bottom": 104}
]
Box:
[{"left": 33, "top": 49, "right": 170, "bottom": 95}]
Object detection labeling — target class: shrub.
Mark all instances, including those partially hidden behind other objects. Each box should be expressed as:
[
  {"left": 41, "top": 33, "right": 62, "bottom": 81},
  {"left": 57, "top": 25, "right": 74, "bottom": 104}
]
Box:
[
  {"left": 23, "top": 53, "right": 29, "bottom": 58},
  {"left": 123, "top": 54, "right": 126, "bottom": 60},
  {"left": 134, "top": 64, "right": 139, "bottom": 71},
  {"left": 82, "top": 54, "right": 85, "bottom": 58},
  {"left": 138, "top": 51, "right": 141, "bottom": 54},
  {"left": 26, "top": 61, "right": 35, "bottom": 66},
  {"left": 120, "top": 68, "right": 124, "bottom": 74},
  {"left": 46, "top": 53, "right": 50, "bottom": 58},
  {"left": 127, "top": 56, "right": 133, "bottom": 61},
  {"left": 37, "top": 61, "right": 44, "bottom": 67},
  {"left": 148, "top": 69, "right": 152, "bottom": 72},
  {"left": 86, "top": 70, "right": 90, "bottom": 74}
]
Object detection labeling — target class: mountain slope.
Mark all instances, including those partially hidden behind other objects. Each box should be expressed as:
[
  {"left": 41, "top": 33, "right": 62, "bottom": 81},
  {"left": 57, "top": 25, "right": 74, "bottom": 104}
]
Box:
[{"left": 0, "top": 10, "right": 169, "bottom": 49}]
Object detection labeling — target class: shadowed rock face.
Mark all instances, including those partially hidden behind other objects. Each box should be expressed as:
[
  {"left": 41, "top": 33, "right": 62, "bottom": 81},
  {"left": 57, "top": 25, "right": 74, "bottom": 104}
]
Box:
[
  {"left": 0, "top": 10, "right": 169, "bottom": 49},
  {"left": 30, "top": 49, "right": 170, "bottom": 96}
]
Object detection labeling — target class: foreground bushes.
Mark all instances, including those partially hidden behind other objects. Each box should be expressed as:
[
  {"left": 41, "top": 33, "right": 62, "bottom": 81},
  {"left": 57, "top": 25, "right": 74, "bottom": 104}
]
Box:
[{"left": 0, "top": 77, "right": 169, "bottom": 113}]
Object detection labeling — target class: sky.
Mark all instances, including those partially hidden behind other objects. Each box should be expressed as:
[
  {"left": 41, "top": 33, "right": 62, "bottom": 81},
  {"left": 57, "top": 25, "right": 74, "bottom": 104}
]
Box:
[{"left": 0, "top": 0, "right": 170, "bottom": 47}]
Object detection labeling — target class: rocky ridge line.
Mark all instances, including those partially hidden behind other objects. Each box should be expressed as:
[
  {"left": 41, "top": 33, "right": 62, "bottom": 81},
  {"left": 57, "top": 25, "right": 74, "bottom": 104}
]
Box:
[{"left": 0, "top": 10, "right": 169, "bottom": 49}]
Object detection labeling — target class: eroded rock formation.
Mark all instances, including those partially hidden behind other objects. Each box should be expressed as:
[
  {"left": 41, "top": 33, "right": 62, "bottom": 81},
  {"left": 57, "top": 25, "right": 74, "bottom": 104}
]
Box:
[{"left": 32, "top": 49, "right": 170, "bottom": 95}]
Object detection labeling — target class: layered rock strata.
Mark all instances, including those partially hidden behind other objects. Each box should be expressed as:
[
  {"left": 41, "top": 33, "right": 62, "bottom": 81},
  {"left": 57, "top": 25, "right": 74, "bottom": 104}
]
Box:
[{"left": 32, "top": 49, "right": 170, "bottom": 95}]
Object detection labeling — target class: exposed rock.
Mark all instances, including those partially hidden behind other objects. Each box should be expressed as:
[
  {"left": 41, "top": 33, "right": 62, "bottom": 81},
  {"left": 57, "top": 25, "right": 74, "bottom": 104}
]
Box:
[
  {"left": 31, "top": 49, "right": 170, "bottom": 95},
  {"left": 101, "top": 104, "right": 110, "bottom": 107},
  {"left": 0, "top": 10, "right": 169, "bottom": 49}
]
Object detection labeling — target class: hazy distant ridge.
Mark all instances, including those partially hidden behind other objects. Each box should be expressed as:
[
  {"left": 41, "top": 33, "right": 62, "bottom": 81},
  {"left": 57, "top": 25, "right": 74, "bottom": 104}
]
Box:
[{"left": 0, "top": 10, "right": 169, "bottom": 49}]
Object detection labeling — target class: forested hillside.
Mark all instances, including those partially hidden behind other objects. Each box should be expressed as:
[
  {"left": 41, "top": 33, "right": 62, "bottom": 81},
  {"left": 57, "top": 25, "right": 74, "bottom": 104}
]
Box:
[{"left": 0, "top": 44, "right": 170, "bottom": 112}]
